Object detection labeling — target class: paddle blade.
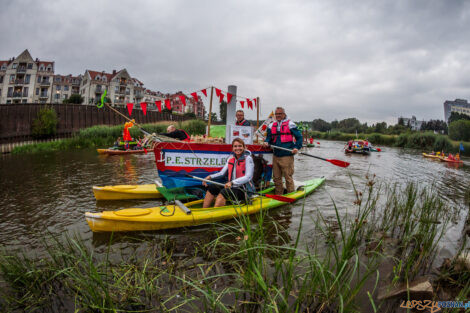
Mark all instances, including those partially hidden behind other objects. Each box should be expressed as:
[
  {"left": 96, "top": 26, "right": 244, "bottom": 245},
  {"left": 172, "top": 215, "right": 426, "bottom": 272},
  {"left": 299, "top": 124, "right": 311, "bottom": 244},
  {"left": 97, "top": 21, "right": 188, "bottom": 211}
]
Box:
[
  {"left": 264, "top": 194, "right": 296, "bottom": 203},
  {"left": 376, "top": 148, "right": 381, "bottom": 152},
  {"left": 317, "top": 142, "right": 320, "bottom": 145},
  {"left": 326, "top": 159, "right": 350, "bottom": 168}
]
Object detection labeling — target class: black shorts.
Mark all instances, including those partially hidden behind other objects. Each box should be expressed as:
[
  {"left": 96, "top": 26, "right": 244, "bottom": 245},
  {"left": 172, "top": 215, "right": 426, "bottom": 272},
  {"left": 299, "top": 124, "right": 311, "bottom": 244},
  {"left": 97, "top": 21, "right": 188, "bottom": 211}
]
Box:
[{"left": 206, "top": 184, "right": 247, "bottom": 203}]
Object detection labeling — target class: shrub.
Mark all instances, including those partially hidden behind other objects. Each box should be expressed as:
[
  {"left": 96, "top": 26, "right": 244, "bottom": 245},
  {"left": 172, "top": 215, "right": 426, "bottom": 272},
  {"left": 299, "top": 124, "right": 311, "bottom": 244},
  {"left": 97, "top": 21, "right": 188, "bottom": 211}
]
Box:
[
  {"left": 31, "top": 107, "right": 58, "bottom": 139},
  {"left": 433, "top": 136, "right": 453, "bottom": 152}
]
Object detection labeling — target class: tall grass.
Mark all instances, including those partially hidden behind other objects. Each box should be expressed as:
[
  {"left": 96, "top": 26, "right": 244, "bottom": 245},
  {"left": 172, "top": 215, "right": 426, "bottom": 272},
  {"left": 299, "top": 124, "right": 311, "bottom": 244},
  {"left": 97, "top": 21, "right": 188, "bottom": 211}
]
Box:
[
  {"left": 0, "top": 181, "right": 458, "bottom": 312},
  {"left": 11, "top": 119, "right": 207, "bottom": 154}
]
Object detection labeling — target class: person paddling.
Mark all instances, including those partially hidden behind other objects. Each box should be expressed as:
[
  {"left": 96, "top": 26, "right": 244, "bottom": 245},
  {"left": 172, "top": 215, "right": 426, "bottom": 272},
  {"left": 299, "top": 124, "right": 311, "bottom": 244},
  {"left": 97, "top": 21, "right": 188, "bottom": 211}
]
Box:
[{"left": 202, "top": 138, "right": 255, "bottom": 208}]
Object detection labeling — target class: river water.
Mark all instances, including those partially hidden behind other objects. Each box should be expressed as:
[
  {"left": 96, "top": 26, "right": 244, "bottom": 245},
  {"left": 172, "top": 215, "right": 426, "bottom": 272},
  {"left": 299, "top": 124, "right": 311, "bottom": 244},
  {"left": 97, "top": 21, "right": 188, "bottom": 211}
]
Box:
[{"left": 0, "top": 140, "right": 468, "bottom": 260}]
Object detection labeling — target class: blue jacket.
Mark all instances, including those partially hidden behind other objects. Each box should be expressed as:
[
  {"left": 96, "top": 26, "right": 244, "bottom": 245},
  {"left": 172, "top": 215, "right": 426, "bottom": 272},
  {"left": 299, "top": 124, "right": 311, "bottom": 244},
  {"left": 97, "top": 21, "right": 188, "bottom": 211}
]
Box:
[{"left": 265, "top": 118, "right": 302, "bottom": 157}]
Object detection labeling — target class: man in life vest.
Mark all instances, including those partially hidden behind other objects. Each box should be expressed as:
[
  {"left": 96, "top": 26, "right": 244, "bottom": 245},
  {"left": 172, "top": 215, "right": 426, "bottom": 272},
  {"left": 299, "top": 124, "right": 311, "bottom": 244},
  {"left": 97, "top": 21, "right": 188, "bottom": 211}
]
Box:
[
  {"left": 123, "top": 120, "right": 135, "bottom": 150},
  {"left": 235, "top": 110, "right": 251, "bottom": 126},
  {"left": 262, "top": 106, "right": 302, "bottom": 195},
  {"left": 161, "top": 125, "right": 190, "bottom": 142}
]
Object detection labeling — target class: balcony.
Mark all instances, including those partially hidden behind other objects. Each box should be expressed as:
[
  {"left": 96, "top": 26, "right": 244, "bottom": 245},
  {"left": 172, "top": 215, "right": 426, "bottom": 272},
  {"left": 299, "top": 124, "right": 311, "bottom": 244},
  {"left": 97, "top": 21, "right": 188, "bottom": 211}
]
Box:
[
  {"left": 17, "top": 67, "right": 26, "bottom": 73},
  {"left": 13, "top": 79, "right": 28, "bottom": 85},
  {"left": 39, "top": 93, "right": 48, "bottom": 98},
  {"left": 95, "top": 87, "right": 102, "bottom": 93},
  {"left": 12, "top": 92, "right": 23, "bottom": 98},
  {"left": 40, "top": 81, "right": 50, "bottom": 86}
]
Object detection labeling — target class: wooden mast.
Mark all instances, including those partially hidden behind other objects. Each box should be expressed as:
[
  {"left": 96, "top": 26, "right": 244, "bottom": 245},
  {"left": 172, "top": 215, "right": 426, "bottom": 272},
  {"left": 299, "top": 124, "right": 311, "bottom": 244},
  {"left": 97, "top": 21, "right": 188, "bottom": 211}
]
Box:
[{"left": 207, "top": 86, "right": 214, "bottom": 137}]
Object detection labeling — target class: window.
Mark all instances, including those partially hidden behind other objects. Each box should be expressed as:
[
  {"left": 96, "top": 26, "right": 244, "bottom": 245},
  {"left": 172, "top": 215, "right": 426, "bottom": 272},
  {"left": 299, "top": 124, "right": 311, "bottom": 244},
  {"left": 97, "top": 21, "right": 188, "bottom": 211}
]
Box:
[
  {"left": 36, "top": 88, "right": 39, "bottom": 95},
  {"left": 46, "top": 66, "right": 51, "bottom": 72},
  {"left": 22, "top": 99, "right": 27, "bottom": 103},
  {"left": 56, "top": 85, "right": 61, "bottom": 91},
  {"left": 115, "top": 86, "right": 119, "bottom": 92},
  {"left": 0, "top": 89, "right": 1, "bottom": 96},
  {"left": 6, "top": 100, "right": 11, "bottom": 104},
  {"left": 64, "top": 85, "right": 69, "bottom": 91},
  {"left": 9, "top": 75, "right": 15, "bottom": 83},
  {"left": 37, "top": 76, "right": 41, "bottom": 83},
  {"left": 27, "top": 63, "right": 33, "bottom": 69},
  {"left": 0, "top": 76, "right": 3, "bottom": 83},
  {"left": 96, "top": 75, "right": 100, "bottom": 81},
  {"left": 55, "top": 93, "right": 60, "bottom": 99},
  {"left": 63, "top": 94, "right": 67, "bottom": 99},
  {"left": 102, "top": 77, "right": 106, "bottom": 82},
  {"left": 39, "top": 65, "right": 44, "bottom": 71},
  {"left": 7, "top": 87, "right": 13, "bottom": 97},
  {"left": 1, "top": 64, "right": 6, "bottom": 70},
  {"left": 25, "top": 74, "right": 30, "bottom": 84},
  {"left": 12, "top": 63, "right": 17, "bottom": 69},
  {"left": 23, "top": 87, "right": 28, "bottom": 97},
  {"left": 55, "top": 77, "right": 61, "bottom": 82}
]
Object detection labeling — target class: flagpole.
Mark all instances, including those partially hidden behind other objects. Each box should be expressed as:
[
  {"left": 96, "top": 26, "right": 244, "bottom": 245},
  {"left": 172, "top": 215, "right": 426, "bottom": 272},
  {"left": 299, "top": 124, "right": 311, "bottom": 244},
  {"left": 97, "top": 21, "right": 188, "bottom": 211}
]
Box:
[
  {"left": 207, "top": 86, "right": 214, "bottom": 137},
  {"left": 256, "top": 97, "right": 260, "bottom": 129}
]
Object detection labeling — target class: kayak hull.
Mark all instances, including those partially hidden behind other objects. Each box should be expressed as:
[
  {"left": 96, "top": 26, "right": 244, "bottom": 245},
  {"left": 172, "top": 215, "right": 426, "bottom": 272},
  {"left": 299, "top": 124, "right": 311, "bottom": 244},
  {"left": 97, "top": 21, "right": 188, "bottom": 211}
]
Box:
[
  {"left": 85, "top": 178, "right": 325, "bottom": 232},
  {"left": 93, "top": 184, "right": 163, "bottom": 200},
  {"left": 97, "top": 149, "right": 147, "bottom": 155},
  {"left": 439, "top": 157, "right": 463, "bottom": 164},
  {"left": 422, "top": 153, "right": 441, "bottom": 159},
  {"left": 345, "top": 149, "right": 370, "bottom": 155}
]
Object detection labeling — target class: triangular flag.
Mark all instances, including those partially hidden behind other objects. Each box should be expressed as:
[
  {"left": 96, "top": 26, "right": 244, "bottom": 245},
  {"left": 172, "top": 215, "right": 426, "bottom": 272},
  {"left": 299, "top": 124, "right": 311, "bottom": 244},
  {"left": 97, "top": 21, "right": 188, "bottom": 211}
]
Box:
[
  {"left": 190, "top": 92, "right": 198, "bottom": 102},
  {"left": 227, "top": 92, "right": 233, "bottom": 104},
  {"left": 126, "top": 103, "right": 134, "bottom": 116},
  {"left": 140, "top": 102, "right": 147, "bottom": 115},
  {"left": 247, "top": 99, "right": 253, "bottom": 110},
  {"left": 155, "top": 100, "right": 162, "bottom": 112},
  {"left": 164, "top": 99, "right": 171, "bottom": 110},
  {"left": 201, "top": 89, "right": 207, "bottom": 97},
  {"left": 215, "top": 88, "right": 221, "bottom": 97},
  {"left": 240, "top": 101, "right": 245, "bottom": 108},
  {"left": 219, "top": 93, "right": 224, "bottom": 103},
  {"left": 253, "top": 98, "right": 257, "bottom": 108},
  {"left": 178, "top": 95, "right": 186, "bottom": 106}
]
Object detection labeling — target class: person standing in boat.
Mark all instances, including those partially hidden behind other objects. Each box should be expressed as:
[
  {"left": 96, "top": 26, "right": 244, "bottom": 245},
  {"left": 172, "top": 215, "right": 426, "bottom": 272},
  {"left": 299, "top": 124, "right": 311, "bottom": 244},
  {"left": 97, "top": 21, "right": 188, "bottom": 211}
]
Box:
[
  {"left": 123, "top": 120, "right": 135, "bottom": 150},
  {"left": 263, "top": 106, "right": 302, "bottom": 195},
  {"left": 235, "top": 110, "right": 251, "bottom": 126},
  {"left": 160, "top": 125, "right": 191, "bottom": 142},
  {"left": 202, "top": 138, "right": 255, "bottom": 208}
]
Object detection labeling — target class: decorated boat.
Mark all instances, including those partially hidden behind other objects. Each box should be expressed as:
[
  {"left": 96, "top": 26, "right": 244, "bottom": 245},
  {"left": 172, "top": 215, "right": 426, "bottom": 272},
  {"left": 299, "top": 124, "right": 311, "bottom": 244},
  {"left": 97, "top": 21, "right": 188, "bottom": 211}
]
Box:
[
  {"left": 97, "top": 148, "right": 148, "bottom": 155},
  {"left": 344, "top": 139, "right": 371, "bottom": 155},
  {"left": 153, "top": 141, "right": 273, "bottom": 189},
  {"left": 85, "top": 178, "right": 324, "bottom": 232}
]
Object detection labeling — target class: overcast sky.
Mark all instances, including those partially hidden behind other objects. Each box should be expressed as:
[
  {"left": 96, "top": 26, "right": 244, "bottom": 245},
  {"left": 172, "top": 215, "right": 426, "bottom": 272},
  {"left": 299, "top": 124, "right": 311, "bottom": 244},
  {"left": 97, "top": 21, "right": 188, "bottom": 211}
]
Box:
[{"left": 1, "top": 0, "right": 470, "bottom": 124}]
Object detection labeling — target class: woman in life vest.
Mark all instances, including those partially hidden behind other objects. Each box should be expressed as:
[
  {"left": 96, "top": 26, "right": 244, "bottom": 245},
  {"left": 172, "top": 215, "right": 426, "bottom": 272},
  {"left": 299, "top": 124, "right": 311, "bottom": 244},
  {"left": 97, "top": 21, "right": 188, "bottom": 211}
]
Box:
[{"left": 202, "top": 138, "right": 255, "bottom": 208}]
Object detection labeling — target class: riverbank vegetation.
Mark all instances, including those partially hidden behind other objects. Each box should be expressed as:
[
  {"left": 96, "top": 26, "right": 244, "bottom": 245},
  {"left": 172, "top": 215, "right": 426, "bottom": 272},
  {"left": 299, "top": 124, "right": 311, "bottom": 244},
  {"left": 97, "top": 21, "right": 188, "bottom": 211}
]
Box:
[
  {"left": 11, "top": 119, "right": 206, "bottom": 154},
  {"left": 1, "top": 180, "right": 467, "bottom": 312}
]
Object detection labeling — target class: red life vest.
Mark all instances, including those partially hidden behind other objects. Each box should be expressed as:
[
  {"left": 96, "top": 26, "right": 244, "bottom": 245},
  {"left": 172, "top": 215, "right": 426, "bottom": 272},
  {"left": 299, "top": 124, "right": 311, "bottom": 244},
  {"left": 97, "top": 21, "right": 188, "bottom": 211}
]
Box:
[
  {"left": 236, "top": 119, "right": 247, "bottom": 126},
  {"left": 227, "top": 156, "right": 246, "bottom": 181},
  {"left": 180, "top": 129, "right": 191, "bottom": 142},
  {"left": 271, "top": 120, "right": 293, "bottom": 143}
]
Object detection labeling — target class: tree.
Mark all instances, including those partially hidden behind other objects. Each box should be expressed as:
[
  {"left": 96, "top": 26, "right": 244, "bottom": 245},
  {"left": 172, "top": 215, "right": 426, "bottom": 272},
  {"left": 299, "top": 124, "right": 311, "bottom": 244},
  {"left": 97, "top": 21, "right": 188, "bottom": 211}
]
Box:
[
  {"left": 209, "top": 112, "right": 218, "bottom": 122},
  {"left": 219, "top": 101, "right": 227, "bottom": 123},
  {"left": 448, "top": 112, "right": 470, "bottom": 124},
  {"left": 311, "top": 119, "right": 331, "bottom": 132},
  {"left": 31, "top": 107, "right": 58, "bottom": 139},
  {"left": 64, "top": 94, "right": 84, "bottom": 104},
  {"left": 162, "top": 108, "right": 172, "bottom": 114},
  {"left": 183, "top": 112, "right": 196, "bottom": 119},
  {"left": 398, "top": 117, "right": 405, "bottom": 126},
  {"left": 374, "top": 122, "right": 387, "bottom": 133},
  {"left": 448, "top": 120, "right": 470, "bottom": 141}
]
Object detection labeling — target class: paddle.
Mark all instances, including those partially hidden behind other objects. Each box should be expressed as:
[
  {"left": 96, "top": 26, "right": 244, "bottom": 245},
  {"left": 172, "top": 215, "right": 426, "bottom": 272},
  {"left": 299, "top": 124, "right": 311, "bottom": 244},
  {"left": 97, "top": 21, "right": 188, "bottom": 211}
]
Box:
[
  {"left": 270, "top": 145, "right": 350, "bottom": 168},
  {"left": 185, "top": 174, "right": 296, "bottom": 203}
]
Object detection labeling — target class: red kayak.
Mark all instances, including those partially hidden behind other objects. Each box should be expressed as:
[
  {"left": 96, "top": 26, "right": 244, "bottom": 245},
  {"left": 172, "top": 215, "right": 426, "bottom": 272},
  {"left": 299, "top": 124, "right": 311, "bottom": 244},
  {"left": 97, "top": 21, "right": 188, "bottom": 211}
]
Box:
[{"left": 97, "top": 149, "right": 149, "bottom": 155}]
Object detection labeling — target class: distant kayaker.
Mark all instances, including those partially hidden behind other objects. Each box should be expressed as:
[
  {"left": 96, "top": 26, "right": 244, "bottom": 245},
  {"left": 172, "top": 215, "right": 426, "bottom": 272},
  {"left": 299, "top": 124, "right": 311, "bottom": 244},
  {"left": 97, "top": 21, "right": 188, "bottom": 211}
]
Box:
[
  {"left": 202, "top": 138, "right": 255, "bottom": 208},
  {"left": 161, "top": 125, "right": 190, "bottom": 142},
  {"left": 235, "top": 110, "right": 251, "bottom": 126},
  {"left": 123, "top": 120, "right": 135, "bottom": 150},
  {"left": 263, "top": 106, "right": 302, "bottom": 195}
]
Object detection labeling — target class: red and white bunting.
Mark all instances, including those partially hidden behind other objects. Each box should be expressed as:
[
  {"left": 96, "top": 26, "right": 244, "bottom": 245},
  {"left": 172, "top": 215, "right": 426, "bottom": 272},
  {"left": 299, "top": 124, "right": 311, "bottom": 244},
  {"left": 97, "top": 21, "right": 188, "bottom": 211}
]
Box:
[
  {"left": 190, "top": 92, "right": 198, "bottom": 102},
  {"left": 126, "top": 103, "right": 134, "bottom": 116},
  {"left": 215, "top": 88, "right": 221, "bottom": 98},
  {"left": 247, "top": 99, "right": 253, "bottom": 110},
  {"left": 164, "top": 99, "right": 171, "bottom": 111},
  {"left": 140, "top": 102, "right": 147, "bottom": 115},
  {"left": 178, "top": 95, "right": 186, "bottom": 106},
  {"left": 227, "top": 92, "right": 233, "bottom": 104},
  {"left": 155, "top": 100, "right": 162, "bottom": 112},
  {"left": 201, "top": 89, "right": 207, "bottom": 97},
  {"left": 240, "top": 100, "right": 245, "bottom": 108},
  {"left": 219, "top": 93, "right": 224, "bottom": 103},
  {"left": 253, "top": 98, "right": 257, "bottom": 108}
]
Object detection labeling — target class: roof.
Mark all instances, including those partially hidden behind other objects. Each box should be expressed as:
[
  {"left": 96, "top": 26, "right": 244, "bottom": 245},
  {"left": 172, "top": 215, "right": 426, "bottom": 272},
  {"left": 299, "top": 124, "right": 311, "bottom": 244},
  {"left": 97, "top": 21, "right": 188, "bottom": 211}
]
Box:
[
  {"left": 87, "top": 70, "right": 116, "bottom": 81},
  {"left": 0, "top": 60, "right": 9, "bottom": 69}
]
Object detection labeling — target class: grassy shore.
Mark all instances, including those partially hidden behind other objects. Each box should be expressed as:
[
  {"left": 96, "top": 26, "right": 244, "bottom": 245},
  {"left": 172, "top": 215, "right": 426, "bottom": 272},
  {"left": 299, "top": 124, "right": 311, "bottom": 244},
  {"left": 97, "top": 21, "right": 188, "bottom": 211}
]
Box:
[
  {"left": 310, "top": 130, "right": 470, "bottom": 156},
  {"left": 11, "top": 120, "right": 206, "bottom": 154},
  {"left": 0, "top": 180, "right": 467, "bottom": 312}
]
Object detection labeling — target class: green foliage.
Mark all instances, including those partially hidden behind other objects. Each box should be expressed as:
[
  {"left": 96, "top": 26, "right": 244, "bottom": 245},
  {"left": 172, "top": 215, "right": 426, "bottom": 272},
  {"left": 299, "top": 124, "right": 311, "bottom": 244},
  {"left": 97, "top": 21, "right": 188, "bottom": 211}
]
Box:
[
  {"left": 179, "top": 119, "right": 206, "bottom": 134},
  {"left": 420, "top": 119, "right": 447, "bottom": 134},
  {"left": 219, "top": 101, "right": 227, "bottom": 123},
  {"left": 433, "top": 135, "right": 453, "bottom": 152},
  {"left": 183, "top": 112, "right": 196, "bottom": 119},
  {"left": 31, "top": 107, "right": 58, "bottom": 139},
  {"left": 209, "top": 112, "right": 217, "bottom": 122},
  {"left": 63, "top": 94, "right": 84, "bottom": 104},
  {"left": 311, "top": 118, "right": 331, "bottom": 132},
  {"left": 448, "top": 111, "right": 470, "bottom": 124},
  {"left": 448, "top": 120, "right": 470, "bottom": 141}
]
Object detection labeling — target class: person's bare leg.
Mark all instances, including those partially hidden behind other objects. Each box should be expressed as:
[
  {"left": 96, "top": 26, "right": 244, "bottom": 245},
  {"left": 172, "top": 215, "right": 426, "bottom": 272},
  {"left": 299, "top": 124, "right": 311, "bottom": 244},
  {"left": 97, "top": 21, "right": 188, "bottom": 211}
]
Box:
[
  {"left": 203, "top": 192, "right": 215, "bottom": 208},
  {"left": 214, "top": 194, "right": 227, "bottom": 207}
]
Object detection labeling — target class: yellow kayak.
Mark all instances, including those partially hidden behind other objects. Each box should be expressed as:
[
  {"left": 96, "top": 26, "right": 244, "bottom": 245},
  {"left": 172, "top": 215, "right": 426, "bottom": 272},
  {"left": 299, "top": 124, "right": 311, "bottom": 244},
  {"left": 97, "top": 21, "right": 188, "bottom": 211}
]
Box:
[
  {"left": 422, "top": 153, "right": 442, "bottom": 159},
  {"left": 92, "top": 184, "right": 163, "bottom": 200},
  {"left": 85, "top": 178, "right": 325, "bottom": 232}
]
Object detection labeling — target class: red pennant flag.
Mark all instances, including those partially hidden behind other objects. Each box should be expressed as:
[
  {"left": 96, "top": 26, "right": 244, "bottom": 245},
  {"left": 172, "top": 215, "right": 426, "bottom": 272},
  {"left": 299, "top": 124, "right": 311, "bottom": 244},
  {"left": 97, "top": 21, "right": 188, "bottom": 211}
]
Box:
[
  {"left": 190, "top": 92, "right": 198, "bottom": 102},
  {"left": 253, "top": 98, "right": 257, "bottom": 108},
  {"left": 215, "top": 88, "right": 221, "bottom": 98},
  {"left": 126, "top": 103, "right": 134, "bottom": 116},
  {"left": 155, "top": 100, "right": 162, "bottom": 112},
  {"left": 164, "top": 99, "right": 171, "bottom": 110},
  {"left": 240, "top": 100, "right": 245, "bottom": 108},
  {"left": 178, "top": 95, "right": 187, "bottom": 106},
  {"left": 247, "top": 99, "right": 253, "bottom": 110},
  {"left": 227, "top": 92, "right": 233, "bottom": 104},
  {"left": 219, "top": 93, "right": 224, "bottom": 103},
  {"left": 201, "top": 89, "right": 207, "bottom": 97},
  {"left": 140, "top": 102, "right": 147, "bottom": 115}
]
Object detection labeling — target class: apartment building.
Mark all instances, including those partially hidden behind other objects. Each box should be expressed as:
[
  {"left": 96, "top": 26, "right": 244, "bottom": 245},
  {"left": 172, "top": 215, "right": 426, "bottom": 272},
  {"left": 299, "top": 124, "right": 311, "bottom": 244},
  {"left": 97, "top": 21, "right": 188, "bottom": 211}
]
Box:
[
  {"left": 170, "top": 92, "right": 205, "bottom": 118},
  {"left": 51, "top": 74, "right": 82, "bottom": 103},
  {"left": 0, "top": 49, "right": 54, "bottom": 104},
  {"left": 444, "top": 99, "right": 470, "bottom": 122}
]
